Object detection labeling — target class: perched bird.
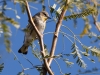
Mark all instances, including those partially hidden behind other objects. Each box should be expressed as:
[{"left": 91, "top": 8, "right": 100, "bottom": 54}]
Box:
[{"left": 18, "top": 11, "right": 51, "bottom": 54}]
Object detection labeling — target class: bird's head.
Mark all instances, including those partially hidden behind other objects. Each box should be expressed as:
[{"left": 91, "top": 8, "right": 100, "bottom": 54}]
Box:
[{"left": 39, "top": 11, "right": 51, "bottom": 22}]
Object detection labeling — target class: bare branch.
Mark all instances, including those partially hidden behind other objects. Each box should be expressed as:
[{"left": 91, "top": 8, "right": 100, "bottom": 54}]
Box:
[
  {"left": 24, "top": 0, "right": 54, "bottom": 75},
  {"left": 92, "top": 15, "right": 100, "bottom": 31},
  {"left": 48, "top": 0, "right": 70, "bottom": 66}
]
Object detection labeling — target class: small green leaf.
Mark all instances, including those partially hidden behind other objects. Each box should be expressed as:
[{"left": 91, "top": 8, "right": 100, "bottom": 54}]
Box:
[
  {"left": 5, "top": 17, "right": 20, "bottom": 29},
  {"left": 4, "top": 39, "right": 11, "bottom": 52},
  {"left": 64, "top": 73, "right": 71, "bottom": 75},
  {"left": 64, "top": 59, "right": 74, "bottom": 67},
  {"left": 20, "top": 3, "right": 26, "bottom": 13},
  {"left": 0, "top": 63, "right": 4, "bottom": 72},
  {"left": 14, "top": 57, "right": 16, "bottom": 60},
  {"left": 17, "top": 72, "right": 24, "bottom": 75},
  {"left": 81, "top": 52, "right": 90, "bottom": 56}
]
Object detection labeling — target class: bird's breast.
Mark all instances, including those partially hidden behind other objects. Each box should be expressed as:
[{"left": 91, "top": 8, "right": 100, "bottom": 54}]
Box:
[{"left": 36, "top": 20, "right": 46, "bottom": 34}]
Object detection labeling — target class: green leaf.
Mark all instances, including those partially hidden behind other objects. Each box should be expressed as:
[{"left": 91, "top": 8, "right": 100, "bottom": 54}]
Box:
[
  {"left": 5, "top": 17, "right": 20, "bottom": 29},
  {"left": 80, "top": 24, "right": 91, "bottom": 38},
  {"left": 64, "top": 73, "right": 71, "bottom": 75},
  {"left": 64, "top": 8, "right": 94, "bottom": 21},
  {"left": 19, "top": 3, "right": 26, "bottom": 13},
  {"left": 17, "top": 72, "right": 25, "bottom": 75},
  {"left": 53, "top": 54, "right": 62, "bottom": 58},
  {"left": 82, "top": 45, "right": 91, "bottom": 53},
  {"left": 1, "top": 23, "right": 10, "bottom": 34},
  {"left": 32, "top": 50, "right": 42, "bottom": 60},
  {"left": 4, "top": 39, "right": 11, "bottom": 52},
  {"left": 90, "top": 59, "right": 95, "bottom": 63},
  {"left": 81, "top": 52, "right": 90, "bottom": 56},
  {"left": 91, "top": 47, "right": 100, "bottom": 57},
  {"left": 1, "top": 23, "right": 11, "bottom": 52},
  {"left": 63, "top": 59, "right": 74, "bottom": 67},
  {"left": 0, "top": 63, "right": 4, "bottom": 73}
]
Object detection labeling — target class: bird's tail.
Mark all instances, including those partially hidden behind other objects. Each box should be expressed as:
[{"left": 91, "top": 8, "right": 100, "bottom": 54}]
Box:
[{"left": 18, "top": 44, "right": 28, "bottom": 54}]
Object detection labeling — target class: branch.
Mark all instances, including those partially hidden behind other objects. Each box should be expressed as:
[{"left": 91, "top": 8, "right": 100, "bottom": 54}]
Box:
[
  {"left": 48, "top": 0, "right": 70, "bottom": 66},
  {"left": 24, "top": 0, "right": 54, "bottom": 75},
  {"left": 92, "top": 15, "right": 100, "bottom": 31}
]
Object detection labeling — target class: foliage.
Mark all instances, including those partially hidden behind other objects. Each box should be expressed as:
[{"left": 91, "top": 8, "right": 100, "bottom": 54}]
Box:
[
  {"left": 0, "top": 1, "right": 19, "bottom": 52},
  {"left": 77, "top": 67, "right": 99, "bottom": 75},
  {"left": 0, "top": 0, "right": 100, "bottom": 75},
  {"left": 0, "top": 63, "right": 4, "bottom": 73},
  {"left": 17, "top": 72, "right": 25, "bottom": 75}
]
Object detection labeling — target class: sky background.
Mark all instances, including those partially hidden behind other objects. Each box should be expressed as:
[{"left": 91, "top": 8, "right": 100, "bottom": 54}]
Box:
[{"left": 0, "top": 0, "right": 100, "bottom": 75}]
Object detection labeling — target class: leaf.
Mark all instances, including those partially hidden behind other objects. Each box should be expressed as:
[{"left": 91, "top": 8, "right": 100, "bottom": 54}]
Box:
[
  {"left": 50, "top": 4, "right": 56, "bottom": 13},
  {"left": 32, "top": 50, "right": 42, "bottom": 60},
  {"left": 53, "top": 54, "right": 62, "bottom": 58},
  {"left": 44, "top": 44, "right": 49, "bottom": 56},
  {"left": 80, "top": 24, "right": 91, "bottom": 38},
  {"left": 64, "top": 73, "right": 71, "bottom": 75},
  {"left": 0, "top": 63, "right": 4, "bottom": 73},
  {"left": 88, "top": 32, "right": 97, "bottom": 38},
  {"left": 19, "top": 3, "right": 26, "bottom": 13},
  {"left": 63, "top": 59, "right": 74, "bottom": 67},
  {"left": 17, "top": 72, "right": 25, "bottom": 75},
  {"left": 1, "top": 23, "right": 11, "bottom": 52},
  {"left": 91, "top": 47, "right": 100, "bottom": 57},
  {"left": 71, "top": 43, "right": 75, "bottom": 50},
  {"left": 90, "top": 59, "right": 95, "bottom": 63},
  {"left": 5, "top": 17, "right": 20, "bottom": 29},
  {"left": 16, "top": 15, "right": 20, "bottom": 19},
  {"left": 14, "top": 57, "right": 16, "bottom": 60},
  {"left": 76, "top": 57, "right": 87, "bottom": 68},
  {"left": 81, "top": 52, "right": 90, "bottom": 56},
  {"left": 64, "top": 8, "right": 94, "bottom": 20},
  {"left": 1, "top": 23, "right": 11, "bottom": 34},
  {"left": 43, "top": 55, "right": 51, "bottom": 59},
  {"left": 82, "top": 45, "right": 92, "bottom": 53},
  {"left": 65, "top": 61, "right": 74, "bottom": 67},
  {"left": 4, "top": 39, "right": 11, "bottom": 52}
]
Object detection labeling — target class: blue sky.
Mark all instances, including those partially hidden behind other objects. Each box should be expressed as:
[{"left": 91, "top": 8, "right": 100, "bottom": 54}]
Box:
[{"left": 0, "top": 0, "right": 100, "bottom": 75}]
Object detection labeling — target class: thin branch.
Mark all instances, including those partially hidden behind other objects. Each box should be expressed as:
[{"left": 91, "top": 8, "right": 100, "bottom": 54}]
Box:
[
  {"left": 61, "top": 25, "right": 83, "bottom": 45},
  {"left": 44, "top": 32, "right": 54, "bottom": 35},
  {"left": 54, "top": 59, "right": 64, "bottom": 75},
  {"left": 62, "top": 33, "right": 65, "bottom": 52},
  {"left": 22, "top": 54, "right": 34, "bottom": 67},
  {"left": 60, "top": 31, "right": 73, "bottom": 43},
  {"left": 92, "top": 15, "right": 100, "bottom": 31},
  {"left": 11, "top": 50, "right": 24, "bottom": 69},
  {"left": 24, "top": 0, "right": 53, "bottom": 75},
  {"left": 48, "top": 0, "right": 70, "bottom": 66}
]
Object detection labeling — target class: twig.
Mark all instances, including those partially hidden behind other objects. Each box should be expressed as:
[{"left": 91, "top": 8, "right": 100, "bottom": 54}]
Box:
[
  {"left": 11, "top": 50, "right": 24, "bottom": 69},
  {"left": 60, "top": 31, "right": 73, "bottom": 43},
  {"left": 24, "top": 0, "right": 54, "bottom": 75},
  {"left": 44, "top": 32, "right": 54, "bottom": 35},
  {"left": 29, "top": 5, "right": 38, "bottom": 10},
  {"left": 48, "top": 0, "right": 70, "bottom": 66},
  {"left": 92, "top": 15, "right": 100, "bottom": 31},
  {"left": 62, "top": 33, "right": 65, "bottom": 52},
  {"left": 22, "top": 54, "right": 34, "bottom": 67},
  {"left": 61, "top": 25, "right": 83, "bottom": 45},
  {"left": 54, "top": 59, "right": 64, "bottom": 75}
]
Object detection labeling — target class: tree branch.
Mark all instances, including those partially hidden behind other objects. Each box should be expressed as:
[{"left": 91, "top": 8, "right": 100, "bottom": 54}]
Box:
[
  {"left": 92, "top": 15, "right": 100, "bottom": 31},
  {"left": 24, "top": 0, "right": 54, "bottom": 75},
  {"left": 48, "top": 0, "right": 70, "bottom": 66}
]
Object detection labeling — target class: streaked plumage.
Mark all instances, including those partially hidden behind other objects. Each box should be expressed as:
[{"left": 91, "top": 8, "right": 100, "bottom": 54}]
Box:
[{"left": 18, "top": 11, "right": 50, "bottom": 54}]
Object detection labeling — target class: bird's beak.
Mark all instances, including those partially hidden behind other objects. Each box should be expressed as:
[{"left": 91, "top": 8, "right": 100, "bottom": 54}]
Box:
[{"left": 48, "top": 17, "right": 51, "bottom": 19}]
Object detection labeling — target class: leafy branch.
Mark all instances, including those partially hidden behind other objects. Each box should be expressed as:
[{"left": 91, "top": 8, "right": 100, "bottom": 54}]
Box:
[{"left": 0, "top": 63, "right": 4, "bottom": 73}]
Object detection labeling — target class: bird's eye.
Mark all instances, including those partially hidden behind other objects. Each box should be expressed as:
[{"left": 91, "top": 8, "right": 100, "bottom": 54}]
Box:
[{"left": 43, "top": 13, "right": 47, "bottom": 17}]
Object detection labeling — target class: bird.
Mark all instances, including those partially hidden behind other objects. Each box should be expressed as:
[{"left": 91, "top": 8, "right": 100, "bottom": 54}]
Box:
[{"left": 18, "top": 11, "right": 51, "bottom": 54}]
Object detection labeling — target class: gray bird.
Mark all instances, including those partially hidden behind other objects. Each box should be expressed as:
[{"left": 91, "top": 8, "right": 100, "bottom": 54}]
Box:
[{"left": 18, "top": 11, "right": 51, "bottom": 54}]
